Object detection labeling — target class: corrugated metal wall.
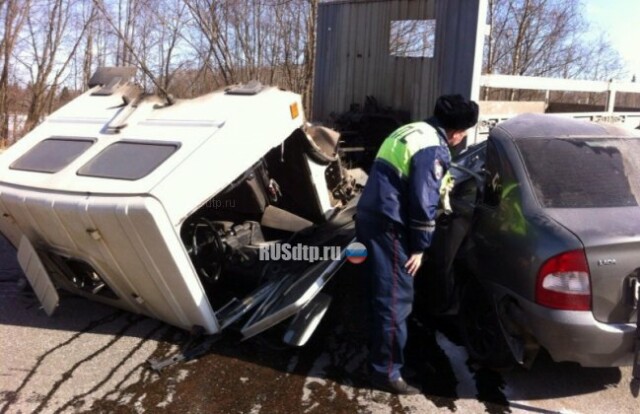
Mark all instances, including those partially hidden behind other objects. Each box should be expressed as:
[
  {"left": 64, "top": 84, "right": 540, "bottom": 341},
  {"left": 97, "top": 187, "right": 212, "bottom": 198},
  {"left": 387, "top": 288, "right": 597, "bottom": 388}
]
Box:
[{"left": 313, "top": 0, "right": 484, "bottom": 123}]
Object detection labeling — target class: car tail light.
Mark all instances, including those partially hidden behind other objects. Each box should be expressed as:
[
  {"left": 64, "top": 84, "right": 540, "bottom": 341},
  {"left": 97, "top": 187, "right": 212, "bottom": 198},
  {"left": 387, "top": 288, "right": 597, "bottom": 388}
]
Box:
[{"left": 535, "top": 249, "right": 591, "bottom": 311}]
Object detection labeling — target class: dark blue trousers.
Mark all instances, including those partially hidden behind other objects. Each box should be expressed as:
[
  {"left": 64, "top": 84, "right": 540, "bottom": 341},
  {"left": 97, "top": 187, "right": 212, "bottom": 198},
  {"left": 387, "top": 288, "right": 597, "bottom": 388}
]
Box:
[{"left": 356, "top": 212, "right": 414, "bottom": 381}]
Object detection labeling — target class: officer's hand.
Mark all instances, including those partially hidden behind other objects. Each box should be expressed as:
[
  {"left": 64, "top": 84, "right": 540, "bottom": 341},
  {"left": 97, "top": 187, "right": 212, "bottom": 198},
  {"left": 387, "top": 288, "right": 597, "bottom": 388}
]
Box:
[{"left": 405, "top": 253, "right": 423, "bottom": 277}]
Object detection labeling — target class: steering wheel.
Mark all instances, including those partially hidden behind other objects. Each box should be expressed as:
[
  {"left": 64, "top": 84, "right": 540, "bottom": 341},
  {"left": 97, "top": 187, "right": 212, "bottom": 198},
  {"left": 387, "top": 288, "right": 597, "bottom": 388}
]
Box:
[{"left": 189, "top": 217, "right": 226, "bottom": 284}]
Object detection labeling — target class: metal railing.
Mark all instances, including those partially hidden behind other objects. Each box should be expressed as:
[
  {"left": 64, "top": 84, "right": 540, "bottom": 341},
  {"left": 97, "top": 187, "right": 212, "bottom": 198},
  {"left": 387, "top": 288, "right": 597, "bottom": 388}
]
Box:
[
  {"left": 471, "top": 75, "right": 640, "bottom": 144},
  {"left": 481, "top": 74, "right": 640, "bottom": 113}
]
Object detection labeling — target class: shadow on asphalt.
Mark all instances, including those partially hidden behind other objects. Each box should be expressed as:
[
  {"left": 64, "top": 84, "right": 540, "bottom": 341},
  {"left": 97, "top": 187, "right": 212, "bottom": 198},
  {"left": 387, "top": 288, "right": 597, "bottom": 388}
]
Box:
[
  {"left": 1, "top": 235, "right": 625, "bottom": 412},
  {"left": 503, "top": 350, "right": 622, "bottom": 401},
  {"left": 0, "top": 234, "right": 22, "bottom": 282},
  {"left": 1, "top": 234, "right": 180, "bottom": 343},
  {"left": 192, "top": 262, "right": 624, "bottom": 413}
]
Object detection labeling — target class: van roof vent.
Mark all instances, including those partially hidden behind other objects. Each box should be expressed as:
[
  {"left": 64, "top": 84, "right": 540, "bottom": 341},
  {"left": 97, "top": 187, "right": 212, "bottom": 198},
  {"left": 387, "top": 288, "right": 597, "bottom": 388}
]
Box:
[
  {"left": 89, "top": 67, "right": 137, "bottom": 96},
  {"left": 226, "top": 80, "right": 263, "bottom": 96}
]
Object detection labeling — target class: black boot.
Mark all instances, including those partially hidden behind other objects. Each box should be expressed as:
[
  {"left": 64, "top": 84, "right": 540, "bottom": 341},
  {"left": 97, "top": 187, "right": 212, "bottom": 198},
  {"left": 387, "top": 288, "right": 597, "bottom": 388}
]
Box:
[{"left": 371, "top": 376, "right": 421, "bottom": 395}]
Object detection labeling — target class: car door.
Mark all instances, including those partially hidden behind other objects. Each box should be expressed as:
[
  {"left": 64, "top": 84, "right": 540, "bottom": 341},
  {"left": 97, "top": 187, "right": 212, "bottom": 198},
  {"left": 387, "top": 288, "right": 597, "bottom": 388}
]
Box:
[
  {"left": 470, "top": 138, "right": 526, "bottom": 287},
  {"left": 418, "top": 143, "right": 486, "bottom": 314}
]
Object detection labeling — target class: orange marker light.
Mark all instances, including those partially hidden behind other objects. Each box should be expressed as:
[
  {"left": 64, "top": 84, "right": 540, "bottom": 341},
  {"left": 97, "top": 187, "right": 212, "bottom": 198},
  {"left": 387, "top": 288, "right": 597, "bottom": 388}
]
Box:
[{"left": 290, "top": 102, "right": 299, "bottom": 119}]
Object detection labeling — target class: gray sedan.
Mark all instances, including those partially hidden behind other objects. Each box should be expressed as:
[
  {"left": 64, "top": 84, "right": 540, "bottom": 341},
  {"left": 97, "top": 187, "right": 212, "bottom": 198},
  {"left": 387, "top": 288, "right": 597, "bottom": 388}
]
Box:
[{"left": 419, "top": 113, "right": 640, "bottom": 370}]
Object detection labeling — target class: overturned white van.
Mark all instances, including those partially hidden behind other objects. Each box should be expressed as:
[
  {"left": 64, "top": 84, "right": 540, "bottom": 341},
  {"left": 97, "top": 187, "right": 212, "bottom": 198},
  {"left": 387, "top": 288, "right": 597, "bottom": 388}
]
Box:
[{"left": 0, "top": 68, "right": 363, "bottom": 347}]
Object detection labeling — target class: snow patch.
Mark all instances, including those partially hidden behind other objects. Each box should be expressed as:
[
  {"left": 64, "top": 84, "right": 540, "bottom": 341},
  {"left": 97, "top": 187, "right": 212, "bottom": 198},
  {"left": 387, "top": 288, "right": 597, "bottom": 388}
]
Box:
[{"left": 133, "top": 393, "right": 147, "bottom": 414}]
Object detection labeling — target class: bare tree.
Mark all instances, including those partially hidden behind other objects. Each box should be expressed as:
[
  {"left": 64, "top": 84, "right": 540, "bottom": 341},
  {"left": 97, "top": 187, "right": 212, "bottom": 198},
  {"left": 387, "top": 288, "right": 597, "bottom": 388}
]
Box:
[
  {"left": 389, "top": 20, "right": 435, "bottom": 58},
  {"left": 181, "top": 0, "right": 316, "bottom": 105},
  {"left": 149, "top": 0, "right": 190, "bottom": 92},
  {"left": 0, "top": 0, "right": 327, "bottom": 140},
  {"left": 3, "top": 0, "right": 631, "bottom": 147},
  {"left": 0, "top": 0, "right": 29, "bottom": 146},
  {"left": 92, "top": 0, "right": 175, "bottom": 102},
  {"left": 183, "top": 0, "right": 238, "bottom": 85},
  {"left": 483, "top": 0, "right": 626, "bottom": 100},
  {"left": 21, "top": 0, "right": 95, "bottom": 132},
  {"left": 302, "top": 0, "right": 318, "bottom": 117}
]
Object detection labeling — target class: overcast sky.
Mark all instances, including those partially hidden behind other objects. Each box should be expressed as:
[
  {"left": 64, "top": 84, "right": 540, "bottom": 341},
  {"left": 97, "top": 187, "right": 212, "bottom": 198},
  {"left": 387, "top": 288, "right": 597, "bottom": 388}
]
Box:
[{"left": 585, "top": 0, "right": 640, "bottom": 80}]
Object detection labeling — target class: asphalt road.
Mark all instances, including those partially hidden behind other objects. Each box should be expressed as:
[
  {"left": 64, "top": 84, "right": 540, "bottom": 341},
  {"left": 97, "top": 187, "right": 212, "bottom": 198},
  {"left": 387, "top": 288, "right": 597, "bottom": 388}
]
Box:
[{"left": 0, "top": 240, "right": 639, "bottom": 414}]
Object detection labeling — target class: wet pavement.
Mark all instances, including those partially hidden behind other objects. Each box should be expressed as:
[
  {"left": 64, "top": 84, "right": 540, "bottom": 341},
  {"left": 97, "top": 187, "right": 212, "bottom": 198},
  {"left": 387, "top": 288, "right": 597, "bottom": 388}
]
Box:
[{"left": 0, "top": 245, "right": 639, "bottom": 413}]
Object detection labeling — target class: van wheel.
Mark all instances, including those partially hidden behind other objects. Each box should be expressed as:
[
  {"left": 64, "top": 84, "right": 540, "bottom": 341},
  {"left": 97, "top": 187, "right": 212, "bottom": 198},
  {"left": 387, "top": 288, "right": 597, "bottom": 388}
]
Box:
[{"left": 459, "top": 279, "right": 515, "bottom": 370}]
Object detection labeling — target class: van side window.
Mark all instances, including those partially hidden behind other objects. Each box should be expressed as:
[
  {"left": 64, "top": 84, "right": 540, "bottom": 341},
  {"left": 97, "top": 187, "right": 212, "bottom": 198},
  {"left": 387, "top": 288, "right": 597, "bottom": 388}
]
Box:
[
  {"left": 10, "top": 138, "right": 94, "bottom": 173},
  {"left": 77, "top": 141, "right": 179, "bottom": 180}
]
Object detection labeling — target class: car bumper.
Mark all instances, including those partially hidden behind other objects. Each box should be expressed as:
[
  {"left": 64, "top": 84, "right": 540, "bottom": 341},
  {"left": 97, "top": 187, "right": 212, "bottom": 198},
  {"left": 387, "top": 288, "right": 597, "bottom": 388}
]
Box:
[{"left": 516, "top": 297, "right": 636, "bottom": 367}]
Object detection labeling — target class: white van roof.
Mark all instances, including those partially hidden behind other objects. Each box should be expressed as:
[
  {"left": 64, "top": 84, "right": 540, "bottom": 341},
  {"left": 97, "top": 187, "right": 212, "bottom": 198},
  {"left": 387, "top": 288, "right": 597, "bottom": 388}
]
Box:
[{"left": 0, "top": 81, "right": 305, "bottom": 226}]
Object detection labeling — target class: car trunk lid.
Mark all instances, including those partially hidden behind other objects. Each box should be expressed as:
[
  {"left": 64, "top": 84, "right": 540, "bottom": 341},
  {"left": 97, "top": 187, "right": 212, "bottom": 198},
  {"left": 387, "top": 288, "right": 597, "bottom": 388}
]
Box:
[
  {"left": 516, "top": 137, "right": 640, "bottom": 324},
  {"left": 546, "top": 207, "right": 640, "bottom": 323}
]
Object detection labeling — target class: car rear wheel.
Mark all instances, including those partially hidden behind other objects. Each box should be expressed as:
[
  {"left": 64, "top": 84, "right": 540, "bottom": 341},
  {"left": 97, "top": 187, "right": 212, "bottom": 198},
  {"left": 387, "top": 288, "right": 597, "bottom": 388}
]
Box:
[{"left": 459, "top": 279, "right": 515, "bottom": 370}]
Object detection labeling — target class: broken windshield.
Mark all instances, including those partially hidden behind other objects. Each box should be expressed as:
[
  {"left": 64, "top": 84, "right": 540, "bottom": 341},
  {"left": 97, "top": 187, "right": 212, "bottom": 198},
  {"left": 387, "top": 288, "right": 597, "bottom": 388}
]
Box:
[{"left": 516, "top": 138, "right": 640, "bottom": 208}]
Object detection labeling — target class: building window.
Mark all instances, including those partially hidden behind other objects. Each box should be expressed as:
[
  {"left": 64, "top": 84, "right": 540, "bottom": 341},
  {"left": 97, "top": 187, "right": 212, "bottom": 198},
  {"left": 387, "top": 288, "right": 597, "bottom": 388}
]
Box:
[{"left": 389, "top": 19, "right": 436, "bottom": 58}]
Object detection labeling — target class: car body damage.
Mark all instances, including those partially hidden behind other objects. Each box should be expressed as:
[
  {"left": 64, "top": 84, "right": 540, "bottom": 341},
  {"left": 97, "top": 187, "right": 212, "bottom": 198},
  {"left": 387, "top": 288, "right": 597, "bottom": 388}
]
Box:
[
  {"left": 421, "top": 113, "right": 640, "bottom": 369},
  {"left": 0, "top": 68, "right": 364, "bottom": 346}
]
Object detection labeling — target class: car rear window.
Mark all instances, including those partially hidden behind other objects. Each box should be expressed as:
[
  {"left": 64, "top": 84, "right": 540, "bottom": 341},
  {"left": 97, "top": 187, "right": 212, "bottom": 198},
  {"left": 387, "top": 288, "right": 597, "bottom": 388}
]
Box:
[
  {"left": 10, "top": 138, "right": 94, "bottom": 173},
  {"left": 517, "top": 138, "right": 640, "bottom": 208},
  {"left": 77, "top": 141, "right": 179, "bottom": 180}
]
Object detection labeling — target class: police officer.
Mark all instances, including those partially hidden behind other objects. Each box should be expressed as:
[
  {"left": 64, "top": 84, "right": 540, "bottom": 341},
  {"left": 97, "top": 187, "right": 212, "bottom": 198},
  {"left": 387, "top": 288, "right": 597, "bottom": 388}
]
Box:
[{"left": 356, "top": 95, "right": 479, "bottom": 394}]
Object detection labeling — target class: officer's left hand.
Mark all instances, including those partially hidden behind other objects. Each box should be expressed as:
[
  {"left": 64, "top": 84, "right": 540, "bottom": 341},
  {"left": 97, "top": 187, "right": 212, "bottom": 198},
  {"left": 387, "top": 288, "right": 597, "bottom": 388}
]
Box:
[{"left": 405, "top": 253, "right": 423, "bottom": 277}]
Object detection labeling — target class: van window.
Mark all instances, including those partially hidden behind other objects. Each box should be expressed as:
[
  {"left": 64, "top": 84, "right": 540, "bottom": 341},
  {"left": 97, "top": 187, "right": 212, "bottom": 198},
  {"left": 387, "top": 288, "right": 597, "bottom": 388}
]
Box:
[
  {"left": 11, "top": 138, "right": 94, "bottom": 173},
  {"left": 78, "top": 141, "right": 179, "bottom": 180}
]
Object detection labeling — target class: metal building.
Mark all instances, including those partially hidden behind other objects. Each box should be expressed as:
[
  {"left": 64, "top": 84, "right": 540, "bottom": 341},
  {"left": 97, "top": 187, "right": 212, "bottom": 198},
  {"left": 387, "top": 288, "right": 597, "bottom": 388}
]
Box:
[{"left": 313, "top": 0, "right": 487, "bottom": 123}]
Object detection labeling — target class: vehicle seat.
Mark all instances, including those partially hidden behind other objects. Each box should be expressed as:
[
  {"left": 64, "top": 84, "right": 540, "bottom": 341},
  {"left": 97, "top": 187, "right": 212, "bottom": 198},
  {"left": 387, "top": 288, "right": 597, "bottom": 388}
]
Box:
[{"left": 303, "top": 125, "right": 340, "bottom": 165}]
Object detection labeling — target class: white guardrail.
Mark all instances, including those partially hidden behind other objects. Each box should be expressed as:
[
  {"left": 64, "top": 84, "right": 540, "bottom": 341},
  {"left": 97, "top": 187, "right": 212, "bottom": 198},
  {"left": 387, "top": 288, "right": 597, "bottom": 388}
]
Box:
[{"left": 472, "top": 75, "right": 640, "bottom": 144}]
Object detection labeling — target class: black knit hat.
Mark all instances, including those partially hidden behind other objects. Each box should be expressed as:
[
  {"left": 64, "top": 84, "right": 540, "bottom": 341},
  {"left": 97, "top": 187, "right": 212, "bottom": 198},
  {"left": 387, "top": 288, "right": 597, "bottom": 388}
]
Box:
[{"left": 434, "top": 94, "right": 479, "bottom": 130}]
